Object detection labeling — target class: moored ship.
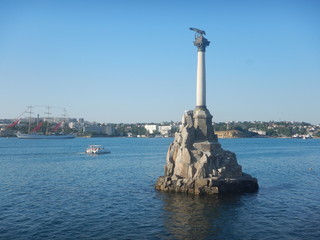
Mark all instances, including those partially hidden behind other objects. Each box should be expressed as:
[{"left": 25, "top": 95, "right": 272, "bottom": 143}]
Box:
[
  {"left": 9, "top": 106, "right": 76, "bottom": 139},
  {"left": 15, "top": 132, "right": 76, "bottom": 139}
]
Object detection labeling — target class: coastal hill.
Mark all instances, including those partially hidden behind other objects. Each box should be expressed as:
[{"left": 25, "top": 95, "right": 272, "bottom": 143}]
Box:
[
  {"left": 215, "top": 130, "right": 259, "bottom": 138},
  {"left": 213, "top": 121, "right": 319, "bottom": 138}
]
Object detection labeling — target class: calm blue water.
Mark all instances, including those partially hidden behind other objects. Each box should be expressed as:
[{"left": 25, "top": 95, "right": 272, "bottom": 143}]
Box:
[{"left": 0, "top": 137, "right": 319, "bottom": 239}]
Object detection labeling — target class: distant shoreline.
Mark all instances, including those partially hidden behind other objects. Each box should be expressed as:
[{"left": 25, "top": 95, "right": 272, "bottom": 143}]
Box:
[{"left": 215, "top": 130, "right": 319, "bottom": 139}]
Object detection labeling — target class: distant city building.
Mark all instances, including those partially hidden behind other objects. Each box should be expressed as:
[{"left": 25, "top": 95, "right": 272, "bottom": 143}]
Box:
[
  {"left": 144, "top": 124, "right": 158, "bottom": 134},
  {"left": 104, "top": 124, "right": 115, "bottom": 135},
  {"left": 248, "top": 128, "right": 266, "bottom": 136},
  {"left": 0, "top": 128, "right": 14, "bottom": 137},
  {"left": 69, "top": 122, "right": 80, "bottom": 130},
  {"left": 0, "top": 122, "right": 15, "bottom": 136},
  {"left": 83, "top": 124, "right": 114, "bottom": 135},
  {"left": 158, "top": 125, "right": 172, "bottom": 136},
  {"left": 53, "top": 117, "right": 68, "bottom": 123}
]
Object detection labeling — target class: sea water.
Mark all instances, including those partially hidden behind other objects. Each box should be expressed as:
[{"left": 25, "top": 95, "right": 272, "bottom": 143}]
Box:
[{"left": 0, "top": 137, "right": 319, "bottom": 239}]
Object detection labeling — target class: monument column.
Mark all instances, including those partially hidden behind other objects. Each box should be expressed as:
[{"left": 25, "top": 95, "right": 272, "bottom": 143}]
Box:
[
  {"left": 194, "top": 35, "right": 210, "bottom": 108},
  {"left": 190, "top": 28, "right": 216, "bottom": 142}
]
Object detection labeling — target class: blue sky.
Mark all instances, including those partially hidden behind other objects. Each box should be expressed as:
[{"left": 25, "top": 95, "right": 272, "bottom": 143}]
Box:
[{"left": 1, "top": 0, "right": 319, "bottom": 124}]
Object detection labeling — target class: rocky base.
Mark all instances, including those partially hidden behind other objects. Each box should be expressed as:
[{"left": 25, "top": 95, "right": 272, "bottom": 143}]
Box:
[
  {"left": 155, "top": 108, "right": 259, "bottom": 195},
  {"left": 155, "top": 173, "right": 259, "bottom": 195}
]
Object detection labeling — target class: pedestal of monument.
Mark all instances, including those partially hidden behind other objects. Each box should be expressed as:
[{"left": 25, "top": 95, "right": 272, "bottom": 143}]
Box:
[{"left": 155, "top": 107, "right": 259, "bottom": 195}]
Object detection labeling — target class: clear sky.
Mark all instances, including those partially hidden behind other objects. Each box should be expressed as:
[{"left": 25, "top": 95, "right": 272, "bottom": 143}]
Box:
[{"left": 1, "top": 0, "right": 319, "bottom": 124}]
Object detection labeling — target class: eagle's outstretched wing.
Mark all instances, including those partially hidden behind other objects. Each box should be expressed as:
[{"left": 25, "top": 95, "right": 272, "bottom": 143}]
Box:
[{"left": 189, "top": 27, "right": 206, "bottom": 35}]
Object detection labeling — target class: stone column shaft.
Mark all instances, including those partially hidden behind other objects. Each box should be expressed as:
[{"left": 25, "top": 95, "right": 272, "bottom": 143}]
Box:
[{"left": 196, "top": 51, "right": 206, "bottom": 107}]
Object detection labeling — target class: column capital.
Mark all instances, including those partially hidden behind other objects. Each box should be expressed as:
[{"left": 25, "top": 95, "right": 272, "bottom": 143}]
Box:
[{"left": 194, "top": 35, "right": 210, "bottom": 52}]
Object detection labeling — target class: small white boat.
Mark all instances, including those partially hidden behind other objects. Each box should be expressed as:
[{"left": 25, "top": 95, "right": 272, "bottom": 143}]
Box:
[{"left": 85, "top": 145, "right": 110, "bottom": 154}]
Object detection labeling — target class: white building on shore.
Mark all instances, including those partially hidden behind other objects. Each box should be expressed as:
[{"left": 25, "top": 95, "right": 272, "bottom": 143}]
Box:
[
  {"left": 158, "top": 125, "right": 172, "bottom": 136},
  {"left": 83, "top": 124, "right": 114, "bottom": 135},
  {"left": 144, "top": 124, "right": 158, "bottom": 134}
]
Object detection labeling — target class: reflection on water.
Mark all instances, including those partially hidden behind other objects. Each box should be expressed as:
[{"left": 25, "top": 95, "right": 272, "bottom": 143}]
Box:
[{"left": 157, "top": 192, "right": 242, "bottom": 240}]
